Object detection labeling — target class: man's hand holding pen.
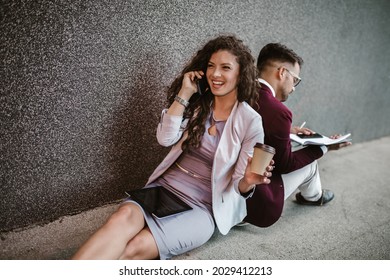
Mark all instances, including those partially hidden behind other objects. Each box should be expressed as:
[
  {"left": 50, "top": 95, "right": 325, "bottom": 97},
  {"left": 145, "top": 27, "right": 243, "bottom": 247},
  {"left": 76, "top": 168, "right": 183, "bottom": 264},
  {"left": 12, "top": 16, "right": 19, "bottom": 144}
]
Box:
[{"left": 291, "top": 121, "right": 315, "bottom": 135}]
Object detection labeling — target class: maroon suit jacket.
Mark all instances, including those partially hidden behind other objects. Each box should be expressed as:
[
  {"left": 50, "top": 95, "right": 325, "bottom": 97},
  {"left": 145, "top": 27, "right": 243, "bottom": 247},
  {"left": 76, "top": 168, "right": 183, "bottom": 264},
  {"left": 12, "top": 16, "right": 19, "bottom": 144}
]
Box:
[{"left": 244, "top": 83, "right": 324, "bottom": 227}]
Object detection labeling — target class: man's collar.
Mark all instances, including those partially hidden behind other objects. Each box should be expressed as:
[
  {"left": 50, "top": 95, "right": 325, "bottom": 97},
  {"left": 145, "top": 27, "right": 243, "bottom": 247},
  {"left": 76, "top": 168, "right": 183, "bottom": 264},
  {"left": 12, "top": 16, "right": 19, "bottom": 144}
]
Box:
[{"left": 257, "top": 78, "right": 276, "bottom": 98}]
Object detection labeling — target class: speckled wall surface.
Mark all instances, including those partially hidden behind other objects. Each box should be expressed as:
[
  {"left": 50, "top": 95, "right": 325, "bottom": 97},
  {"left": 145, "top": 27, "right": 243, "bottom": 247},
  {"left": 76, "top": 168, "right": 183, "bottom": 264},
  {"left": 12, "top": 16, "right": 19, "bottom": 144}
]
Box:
[{"left": 1, "top": 0, "right": 390, "bottom": 232}]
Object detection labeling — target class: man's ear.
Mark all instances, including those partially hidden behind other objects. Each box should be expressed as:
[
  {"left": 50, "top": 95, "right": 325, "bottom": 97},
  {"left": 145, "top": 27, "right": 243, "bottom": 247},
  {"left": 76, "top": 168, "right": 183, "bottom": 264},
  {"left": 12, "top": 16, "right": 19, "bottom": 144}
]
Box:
[{"left": 276, "top": 66, "right": 285, "bottom": 80}]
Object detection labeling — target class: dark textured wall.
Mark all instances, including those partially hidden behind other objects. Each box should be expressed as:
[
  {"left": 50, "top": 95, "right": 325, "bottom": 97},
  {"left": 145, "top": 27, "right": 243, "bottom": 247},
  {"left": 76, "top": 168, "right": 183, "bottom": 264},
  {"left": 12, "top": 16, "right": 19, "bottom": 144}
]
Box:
[{"left": 1, "top": 0, "right": 390, "bottom": 232}]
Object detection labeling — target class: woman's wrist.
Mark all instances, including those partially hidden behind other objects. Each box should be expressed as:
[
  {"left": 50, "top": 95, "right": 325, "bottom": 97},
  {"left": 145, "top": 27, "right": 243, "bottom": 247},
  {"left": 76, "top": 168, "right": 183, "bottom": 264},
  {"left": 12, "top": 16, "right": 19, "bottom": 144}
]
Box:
[
  {"left": 238, "top": 178, "right": 255, "bottom": 194},
  {"left": 177, "top": 88, "right": 194, "bottom": 100},
  {"left": 174, "top": 95, "right": 189, "bottom": 108}
]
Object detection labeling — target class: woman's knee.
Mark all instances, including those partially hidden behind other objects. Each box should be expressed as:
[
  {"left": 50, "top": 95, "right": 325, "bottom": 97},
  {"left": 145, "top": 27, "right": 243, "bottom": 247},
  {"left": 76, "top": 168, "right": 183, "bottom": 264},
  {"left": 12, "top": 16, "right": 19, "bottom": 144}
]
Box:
[{"left": 107, "top": 203, "right": 143, "bottom": 228}]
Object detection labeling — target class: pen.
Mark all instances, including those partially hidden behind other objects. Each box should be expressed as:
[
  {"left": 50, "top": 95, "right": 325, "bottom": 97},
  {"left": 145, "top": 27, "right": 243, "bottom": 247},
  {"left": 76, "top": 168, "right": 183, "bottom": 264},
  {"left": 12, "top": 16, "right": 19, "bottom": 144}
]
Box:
[{"left": 299, "top": 121, "right": 306, "bottom": 129}]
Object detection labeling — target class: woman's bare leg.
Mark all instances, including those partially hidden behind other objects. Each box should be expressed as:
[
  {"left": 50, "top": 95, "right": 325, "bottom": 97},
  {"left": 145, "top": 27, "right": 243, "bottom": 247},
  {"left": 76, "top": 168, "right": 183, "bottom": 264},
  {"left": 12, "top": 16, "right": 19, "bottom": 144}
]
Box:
[
  {"left": 72, "top": 203, "right": 145, "bottom": 259},
  {"left": 119, "top": 227, "right": 159, "bottom": 260}
]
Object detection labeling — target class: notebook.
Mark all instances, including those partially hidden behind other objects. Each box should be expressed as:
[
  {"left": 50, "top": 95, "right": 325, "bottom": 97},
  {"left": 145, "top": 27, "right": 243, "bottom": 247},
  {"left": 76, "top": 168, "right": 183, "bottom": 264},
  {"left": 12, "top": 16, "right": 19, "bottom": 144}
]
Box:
[
  {"left": 125, "top": 186, "right": 192, "bottom": 219},
  {"left": 290, "top": 133, "right": 351, "bottom": 146}
]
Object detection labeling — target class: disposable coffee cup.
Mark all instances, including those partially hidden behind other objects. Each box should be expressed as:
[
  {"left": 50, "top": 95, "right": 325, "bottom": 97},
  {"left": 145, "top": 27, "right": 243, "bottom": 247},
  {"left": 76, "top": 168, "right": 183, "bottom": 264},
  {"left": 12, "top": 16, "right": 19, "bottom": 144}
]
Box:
[{"left": 250, "top": 143, "right": 276, "bottom": 175}]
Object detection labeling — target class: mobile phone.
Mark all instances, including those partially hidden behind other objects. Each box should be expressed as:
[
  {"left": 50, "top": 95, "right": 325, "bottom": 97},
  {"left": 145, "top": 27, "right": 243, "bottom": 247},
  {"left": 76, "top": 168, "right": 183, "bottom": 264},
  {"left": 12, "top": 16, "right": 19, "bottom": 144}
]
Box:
[
  {"left": 297, "top": 133, "right": 323, "bottom": 139},
  {"left": 196, "top": 78, "right": 209, "bottom": 96}
]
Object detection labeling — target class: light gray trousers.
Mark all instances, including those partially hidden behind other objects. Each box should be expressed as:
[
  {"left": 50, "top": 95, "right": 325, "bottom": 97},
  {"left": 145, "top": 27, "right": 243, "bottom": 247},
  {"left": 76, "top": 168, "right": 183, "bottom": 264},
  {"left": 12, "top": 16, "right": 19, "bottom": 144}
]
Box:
[{"left": 282, "top": 161, "right": 323, "bottom": 201}]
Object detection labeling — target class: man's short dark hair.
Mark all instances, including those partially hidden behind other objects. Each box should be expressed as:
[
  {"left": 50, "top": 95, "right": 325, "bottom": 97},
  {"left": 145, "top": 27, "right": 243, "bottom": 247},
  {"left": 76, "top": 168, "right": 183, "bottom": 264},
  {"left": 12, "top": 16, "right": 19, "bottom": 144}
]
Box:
[{"left": 256, "top": 43, "right": 304, "bottom": 73}]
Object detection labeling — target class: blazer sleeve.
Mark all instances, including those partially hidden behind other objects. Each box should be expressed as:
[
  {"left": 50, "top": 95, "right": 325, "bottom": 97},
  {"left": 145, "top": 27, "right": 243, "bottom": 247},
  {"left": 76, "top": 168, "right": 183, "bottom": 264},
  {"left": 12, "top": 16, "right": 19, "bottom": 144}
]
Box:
[
  {"left": 230, "top": 111, "right": 264, "bottom": 196},
  {"left": 156, "top": 109, "right": 189, "bottom": 147},
  {"left": 269, "top": 108, "right": 324, "bottom": 174}
]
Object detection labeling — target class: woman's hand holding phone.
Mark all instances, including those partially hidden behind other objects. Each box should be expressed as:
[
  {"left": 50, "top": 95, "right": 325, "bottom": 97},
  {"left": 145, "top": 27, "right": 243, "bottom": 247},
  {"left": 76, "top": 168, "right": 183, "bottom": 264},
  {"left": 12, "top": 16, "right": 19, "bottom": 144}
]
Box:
[
  {"left": 181, "top": 71, "right": 204, "bottom": 100},
  {"left": 169, "top": 71, "right": 205, "bottom": 115}
]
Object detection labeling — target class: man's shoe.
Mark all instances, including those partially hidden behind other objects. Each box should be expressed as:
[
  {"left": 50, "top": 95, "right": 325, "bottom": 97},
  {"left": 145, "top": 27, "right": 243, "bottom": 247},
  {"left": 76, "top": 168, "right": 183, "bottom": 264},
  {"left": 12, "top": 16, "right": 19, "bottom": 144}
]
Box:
[{"left": 295, "top": 189, "right": 334, "bottom": 206}]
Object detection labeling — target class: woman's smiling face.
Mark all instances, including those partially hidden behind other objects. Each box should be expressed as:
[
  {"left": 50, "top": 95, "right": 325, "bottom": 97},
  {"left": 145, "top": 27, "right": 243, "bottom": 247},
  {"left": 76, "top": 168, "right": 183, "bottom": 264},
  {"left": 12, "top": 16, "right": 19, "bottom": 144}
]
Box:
[{"left": 206, "top": 50, "right": 240, "bottom": 98}]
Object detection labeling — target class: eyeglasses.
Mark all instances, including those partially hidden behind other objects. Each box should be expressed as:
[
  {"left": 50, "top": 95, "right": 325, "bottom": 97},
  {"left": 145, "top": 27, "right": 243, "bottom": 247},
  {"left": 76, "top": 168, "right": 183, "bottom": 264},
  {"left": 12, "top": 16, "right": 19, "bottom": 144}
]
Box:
[{"left": 278, "top": 67, "right": 301, "bottom": 87}]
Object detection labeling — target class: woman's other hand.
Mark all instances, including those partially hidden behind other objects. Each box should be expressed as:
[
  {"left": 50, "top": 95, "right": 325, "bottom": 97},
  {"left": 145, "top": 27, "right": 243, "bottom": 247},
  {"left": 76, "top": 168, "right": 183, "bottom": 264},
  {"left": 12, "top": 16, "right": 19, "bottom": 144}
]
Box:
[{"left": 238, "top": 158, "right": 274, "bottom": 194}]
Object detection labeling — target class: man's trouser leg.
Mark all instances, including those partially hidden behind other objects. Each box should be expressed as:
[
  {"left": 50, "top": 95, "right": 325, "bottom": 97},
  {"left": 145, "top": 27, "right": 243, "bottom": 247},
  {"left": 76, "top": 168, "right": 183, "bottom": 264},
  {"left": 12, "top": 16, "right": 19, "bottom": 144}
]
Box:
[{"left": 281, "top": 161, "right": 322, "bottom": 201}]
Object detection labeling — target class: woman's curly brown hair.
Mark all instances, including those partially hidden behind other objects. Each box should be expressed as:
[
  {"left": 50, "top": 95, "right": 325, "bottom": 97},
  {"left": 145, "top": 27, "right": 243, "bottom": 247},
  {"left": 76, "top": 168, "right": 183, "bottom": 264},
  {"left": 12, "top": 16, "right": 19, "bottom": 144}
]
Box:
[{"left": 166, "top": 34, "right": 259, "bottom": 151}]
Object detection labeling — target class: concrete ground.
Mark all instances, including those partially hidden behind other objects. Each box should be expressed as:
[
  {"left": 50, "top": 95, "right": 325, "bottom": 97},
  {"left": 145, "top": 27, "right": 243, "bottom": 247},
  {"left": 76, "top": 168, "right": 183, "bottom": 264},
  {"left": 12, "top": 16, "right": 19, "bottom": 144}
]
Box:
[{"left": 1, "top": 136, "right": 389, "bottom": 260}]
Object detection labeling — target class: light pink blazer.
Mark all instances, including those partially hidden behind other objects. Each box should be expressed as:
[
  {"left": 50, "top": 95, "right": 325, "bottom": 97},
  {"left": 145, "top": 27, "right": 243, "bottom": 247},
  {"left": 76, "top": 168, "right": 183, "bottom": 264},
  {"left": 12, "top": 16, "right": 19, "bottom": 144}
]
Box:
[{"left": 146, "top": 101, "right": 264, "bottom": 235}]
